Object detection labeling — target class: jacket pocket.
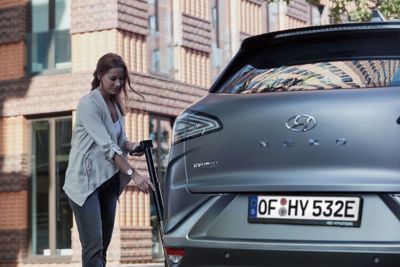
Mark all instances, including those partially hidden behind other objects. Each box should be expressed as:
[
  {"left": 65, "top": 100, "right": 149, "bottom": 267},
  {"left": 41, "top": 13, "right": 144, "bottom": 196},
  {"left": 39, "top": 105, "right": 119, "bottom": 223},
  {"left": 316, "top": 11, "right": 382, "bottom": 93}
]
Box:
[{"left": 65, "top": 149, "right": 90, "bottom": 194}]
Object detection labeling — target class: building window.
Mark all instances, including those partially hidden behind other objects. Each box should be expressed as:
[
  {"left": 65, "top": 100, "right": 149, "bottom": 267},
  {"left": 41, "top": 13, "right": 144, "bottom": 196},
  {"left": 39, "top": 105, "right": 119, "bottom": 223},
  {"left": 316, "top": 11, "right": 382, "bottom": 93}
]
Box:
[
  {"left": 268, "top": 2, "right": 279, "bottom": 32},
  {"left": 30, "top": 0, "right": 71, "bottom": 74},
  {"left": 149, "top": 0, "right": 159, "bottom": 31},
  {"left": 149, "top": 15, "right": 157, "bottom": 32},
  {"left": 149, "top": 114, "right": 173, "bottom": 258},
  {"left": 151, "top": 49, "right": 161, "bottom": 72},
  {"left": 211, "top": 6, "right": 218, "bottom": 28},
  {"left": 211, "top": 5, "right": 219, "bottom": 48},
  {"left": 148, "top": 0, "right": 159, "bottom": 34},
  {"left": 31, "top": 117, "right": 73, "bottom": 257}
]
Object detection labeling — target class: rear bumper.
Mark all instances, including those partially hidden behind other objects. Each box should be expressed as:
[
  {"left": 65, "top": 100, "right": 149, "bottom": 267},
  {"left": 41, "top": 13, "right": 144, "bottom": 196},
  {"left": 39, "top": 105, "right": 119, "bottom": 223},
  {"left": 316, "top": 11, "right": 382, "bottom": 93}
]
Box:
[
  {"left": 162, "top": 193, "right": 400, "bottom": 266},
  {"left": 164, "top": 242, "right": 400, "bottom": 267}
]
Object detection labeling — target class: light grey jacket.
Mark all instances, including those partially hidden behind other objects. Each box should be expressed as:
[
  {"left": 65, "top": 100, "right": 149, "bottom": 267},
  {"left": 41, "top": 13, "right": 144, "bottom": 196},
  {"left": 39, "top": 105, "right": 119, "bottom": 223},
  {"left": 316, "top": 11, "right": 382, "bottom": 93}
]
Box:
[{"left": 63, "top": 88, "right": 131, "bottom": 206}]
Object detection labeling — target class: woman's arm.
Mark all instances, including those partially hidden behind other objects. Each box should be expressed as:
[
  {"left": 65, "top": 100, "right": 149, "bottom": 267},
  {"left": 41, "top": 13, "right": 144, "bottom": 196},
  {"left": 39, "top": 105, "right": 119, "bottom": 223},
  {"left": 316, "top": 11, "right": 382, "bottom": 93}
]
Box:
[{"left": 114, "top": 153, "right": 155, "bottom": 194}]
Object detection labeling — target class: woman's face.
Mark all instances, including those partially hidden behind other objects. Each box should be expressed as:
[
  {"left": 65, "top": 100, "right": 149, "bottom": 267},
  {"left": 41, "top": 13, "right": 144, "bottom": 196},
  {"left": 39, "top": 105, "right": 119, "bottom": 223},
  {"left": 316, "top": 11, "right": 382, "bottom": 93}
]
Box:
[{"left": 99, "top": 67, "right": 125, "bottom": 95}]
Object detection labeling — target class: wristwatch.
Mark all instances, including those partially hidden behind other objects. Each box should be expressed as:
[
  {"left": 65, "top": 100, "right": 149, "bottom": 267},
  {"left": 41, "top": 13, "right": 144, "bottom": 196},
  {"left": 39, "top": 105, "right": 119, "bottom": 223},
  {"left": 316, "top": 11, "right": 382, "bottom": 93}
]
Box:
[{"left": 126, "top": 169, "right": 135, "bottom": 177}]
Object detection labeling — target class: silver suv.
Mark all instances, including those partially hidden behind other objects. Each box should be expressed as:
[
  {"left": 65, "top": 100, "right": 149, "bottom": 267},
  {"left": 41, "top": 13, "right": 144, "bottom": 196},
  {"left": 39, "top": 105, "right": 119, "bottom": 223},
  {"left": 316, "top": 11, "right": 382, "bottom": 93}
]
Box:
[{"left": 163, "top": 21, "right": 400, "bottom": 266}]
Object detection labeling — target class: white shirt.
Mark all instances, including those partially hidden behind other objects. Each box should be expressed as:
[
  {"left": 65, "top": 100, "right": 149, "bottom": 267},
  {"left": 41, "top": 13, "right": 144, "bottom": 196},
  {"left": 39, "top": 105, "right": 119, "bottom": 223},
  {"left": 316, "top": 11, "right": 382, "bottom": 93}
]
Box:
[{"left": 113, "top": 118, "right": 122, "bottom": 141}]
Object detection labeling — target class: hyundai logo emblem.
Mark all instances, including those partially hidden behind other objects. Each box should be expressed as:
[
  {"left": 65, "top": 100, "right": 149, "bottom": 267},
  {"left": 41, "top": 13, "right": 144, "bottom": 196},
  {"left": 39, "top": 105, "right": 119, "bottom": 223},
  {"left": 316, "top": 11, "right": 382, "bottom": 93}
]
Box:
[{"left": 286, "top": 115, "right": 317, "bottom": 132}]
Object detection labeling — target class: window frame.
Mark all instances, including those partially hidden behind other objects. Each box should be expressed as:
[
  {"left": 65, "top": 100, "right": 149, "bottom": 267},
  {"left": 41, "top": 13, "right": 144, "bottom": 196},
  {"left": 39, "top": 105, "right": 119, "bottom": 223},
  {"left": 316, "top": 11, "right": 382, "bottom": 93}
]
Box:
[
  {"left": 26, "top": 115, "right": 73, "bottom": 262},
  {"left": 27, "top": 0, "right": 72, "bottom": 75},
  {"left": 151, "top": 49, "right": 161, "bottom": 72},
  {"left": 148, "top": 0, "right": 159, "bottom": 32}
]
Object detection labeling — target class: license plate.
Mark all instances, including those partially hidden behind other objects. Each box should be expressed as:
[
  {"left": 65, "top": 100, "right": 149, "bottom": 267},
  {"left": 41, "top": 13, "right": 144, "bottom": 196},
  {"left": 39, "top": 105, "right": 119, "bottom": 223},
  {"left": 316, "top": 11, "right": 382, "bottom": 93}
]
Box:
[{"left": 248, "top": 195, "right": 362, "bottom": 227}]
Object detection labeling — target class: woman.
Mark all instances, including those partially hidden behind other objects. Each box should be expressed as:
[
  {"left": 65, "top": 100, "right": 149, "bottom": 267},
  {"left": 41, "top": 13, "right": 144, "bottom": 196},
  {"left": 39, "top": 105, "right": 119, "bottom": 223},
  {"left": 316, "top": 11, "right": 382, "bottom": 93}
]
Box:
[{"left": 63, "top": 53, "right": 154, "bottom": 267}]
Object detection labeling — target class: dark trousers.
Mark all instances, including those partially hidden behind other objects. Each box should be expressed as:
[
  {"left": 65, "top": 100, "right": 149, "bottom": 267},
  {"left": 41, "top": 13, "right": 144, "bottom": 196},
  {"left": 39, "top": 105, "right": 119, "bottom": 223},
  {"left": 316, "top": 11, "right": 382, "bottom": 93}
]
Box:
[{"left": 69, "top": 175, "right": 119, "bottom": 267}]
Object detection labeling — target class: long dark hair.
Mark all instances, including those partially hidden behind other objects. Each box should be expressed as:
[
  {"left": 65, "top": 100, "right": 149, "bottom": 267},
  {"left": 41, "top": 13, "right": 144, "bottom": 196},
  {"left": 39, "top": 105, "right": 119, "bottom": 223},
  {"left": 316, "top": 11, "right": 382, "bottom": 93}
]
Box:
[{"left": 91, "top": 53, "right": 144, "bottom": 115}]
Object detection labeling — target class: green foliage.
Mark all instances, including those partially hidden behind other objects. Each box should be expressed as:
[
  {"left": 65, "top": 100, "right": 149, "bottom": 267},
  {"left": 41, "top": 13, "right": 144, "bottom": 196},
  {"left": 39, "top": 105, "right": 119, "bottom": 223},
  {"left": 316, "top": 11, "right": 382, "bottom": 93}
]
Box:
[
  {"left": 265, "top": 0, "right": 400, "bottom": 23},
  {"left": 378, "top": 0, "right": 400, "bottom": 19},
  {"left": 325, "top": 0, "right": 400, "bottom": 22},
  {"left": 348, "top": 0, "right": 376, "bottom": 23},
  {"left": 329, "top": 0, "right": 351, "bottom": 23}
]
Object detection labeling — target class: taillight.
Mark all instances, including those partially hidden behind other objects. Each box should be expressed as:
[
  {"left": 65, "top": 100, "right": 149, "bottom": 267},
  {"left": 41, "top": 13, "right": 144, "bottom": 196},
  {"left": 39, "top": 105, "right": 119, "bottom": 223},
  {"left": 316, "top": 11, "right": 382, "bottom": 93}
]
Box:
[
  {"left": 172, "top": 110, "right": 223, "bottom": 145},
  {"left": 165, "top": 247, "right": 185, "bottom": 264}
]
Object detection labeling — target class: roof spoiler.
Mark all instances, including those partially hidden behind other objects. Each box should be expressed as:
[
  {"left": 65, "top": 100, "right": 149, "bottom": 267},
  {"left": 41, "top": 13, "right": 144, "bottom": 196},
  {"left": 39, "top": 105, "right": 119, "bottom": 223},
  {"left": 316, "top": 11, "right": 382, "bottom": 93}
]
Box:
[{"left": 370, "top": 9, "right": 386, "bottom": 22}]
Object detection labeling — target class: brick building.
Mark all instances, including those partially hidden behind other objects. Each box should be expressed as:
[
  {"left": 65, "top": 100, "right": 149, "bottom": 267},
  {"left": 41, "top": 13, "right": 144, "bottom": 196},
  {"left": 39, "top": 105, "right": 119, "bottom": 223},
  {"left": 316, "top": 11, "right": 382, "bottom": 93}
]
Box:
[{"left": 0, "top": 0, "right": 329, "bottom": 266}]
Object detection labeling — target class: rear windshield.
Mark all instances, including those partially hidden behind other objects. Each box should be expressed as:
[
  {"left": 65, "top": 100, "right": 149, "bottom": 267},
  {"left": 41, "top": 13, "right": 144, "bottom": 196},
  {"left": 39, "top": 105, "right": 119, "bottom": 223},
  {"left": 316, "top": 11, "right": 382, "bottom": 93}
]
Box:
[{"left": 215, "top": 59, "right": 400, "bottom": 94}]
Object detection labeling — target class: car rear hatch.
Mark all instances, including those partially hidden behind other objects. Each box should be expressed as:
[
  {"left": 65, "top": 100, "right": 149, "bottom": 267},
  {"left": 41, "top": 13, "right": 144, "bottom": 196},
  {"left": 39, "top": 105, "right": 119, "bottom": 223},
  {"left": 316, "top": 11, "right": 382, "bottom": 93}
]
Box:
[{"left": 176, "top": 22, "right": 400, "bottom": 193}]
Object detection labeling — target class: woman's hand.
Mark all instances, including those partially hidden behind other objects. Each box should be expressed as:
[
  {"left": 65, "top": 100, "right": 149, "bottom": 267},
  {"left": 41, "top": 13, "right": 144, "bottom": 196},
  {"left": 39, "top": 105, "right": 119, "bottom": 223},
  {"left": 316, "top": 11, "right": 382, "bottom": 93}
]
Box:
[
  {"left": 131, "top": 171, "right": 155, "bottom": 194},
  {"left": 127, "top": 141, "right": 144, "bottom": 156}
]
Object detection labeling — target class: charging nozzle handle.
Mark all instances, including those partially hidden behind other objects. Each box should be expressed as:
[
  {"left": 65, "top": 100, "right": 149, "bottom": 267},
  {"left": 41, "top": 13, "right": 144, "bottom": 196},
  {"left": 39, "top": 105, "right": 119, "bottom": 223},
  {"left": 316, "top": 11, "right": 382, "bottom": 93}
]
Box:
[{"left": 141, "top": 140, "right": 164, "bottom": 222}]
